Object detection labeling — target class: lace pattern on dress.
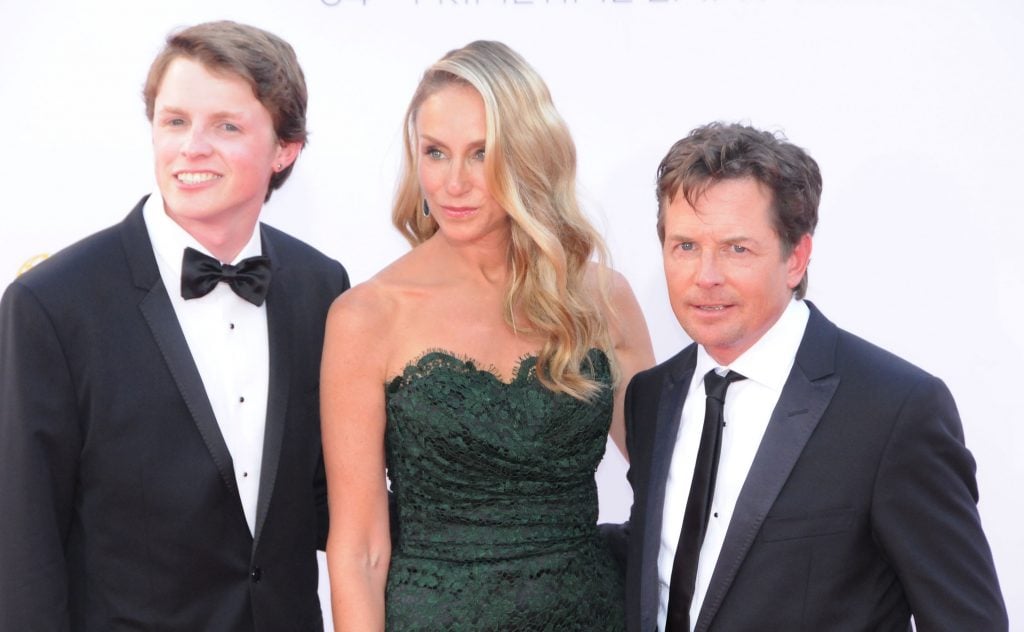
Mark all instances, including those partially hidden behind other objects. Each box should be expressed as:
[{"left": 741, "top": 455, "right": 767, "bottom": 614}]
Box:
[{"left": 383, "top": 348, "right": 624, "bottom": 630}]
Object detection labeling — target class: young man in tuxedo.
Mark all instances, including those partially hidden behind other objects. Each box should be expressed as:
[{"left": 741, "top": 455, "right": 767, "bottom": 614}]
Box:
[
  {"left": 623, "top": 122, "right": 1006, "bottom": 631},
  {"left": 0, "top": 21, "right": 349, "bottom": 630}
]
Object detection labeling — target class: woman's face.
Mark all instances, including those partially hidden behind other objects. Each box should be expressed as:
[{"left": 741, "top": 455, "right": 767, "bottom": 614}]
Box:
[{"left": 416, "top": 84, "right": 509, "bottom": 246}]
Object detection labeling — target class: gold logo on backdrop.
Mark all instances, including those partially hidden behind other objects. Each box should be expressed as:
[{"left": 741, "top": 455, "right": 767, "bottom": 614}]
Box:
[{"left": 18, "top": 253, "right": 50, "bottom": 276}]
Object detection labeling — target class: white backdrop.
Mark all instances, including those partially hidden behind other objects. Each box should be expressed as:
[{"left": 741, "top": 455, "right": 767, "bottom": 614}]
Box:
[{"left": 2, "top": 0, "right": 1020, "bottom": 626}]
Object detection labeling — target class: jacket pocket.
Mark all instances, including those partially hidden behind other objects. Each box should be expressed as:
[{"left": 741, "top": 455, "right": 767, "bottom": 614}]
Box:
[{"left": 760, "top": 508, "right": 857, "bottom": 542}]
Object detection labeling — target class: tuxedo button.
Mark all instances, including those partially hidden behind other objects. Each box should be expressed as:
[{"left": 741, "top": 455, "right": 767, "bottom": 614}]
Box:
[{"left": 251, "top": 567, "right": 262, "bottom": 583}]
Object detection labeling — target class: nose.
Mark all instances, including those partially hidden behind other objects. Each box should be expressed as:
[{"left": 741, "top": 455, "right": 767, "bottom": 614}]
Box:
[
  {"left": 445, "top": 159, "right": 472, "bottom": 196},
  {"left": 695, "top": 251, "right": 725, "bottom": 288},
  {"left": 181, "top": 126, "right": 213, "bottom": 158}
]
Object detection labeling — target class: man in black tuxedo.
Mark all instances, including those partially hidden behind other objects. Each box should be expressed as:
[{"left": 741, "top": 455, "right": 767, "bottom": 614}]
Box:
[
  {"left": 0, "top": 21, "right": 349, "bottom": 630},
  {"left": 623, "top": 122, "right": 1006, "bottom": 631}
]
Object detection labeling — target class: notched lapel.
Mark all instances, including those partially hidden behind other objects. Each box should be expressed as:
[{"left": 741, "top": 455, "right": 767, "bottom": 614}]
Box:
[
  {"left": 695, "top": 304, "right": 840, "bottom": 632},
  {"left": 253, "top": 229, "right": 289, "bottom": 549}
]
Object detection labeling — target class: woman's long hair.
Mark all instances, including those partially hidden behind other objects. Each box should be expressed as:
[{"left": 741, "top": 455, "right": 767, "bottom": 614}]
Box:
[{"left": 392, "top": 41, "right": 613, "bottom": 400}]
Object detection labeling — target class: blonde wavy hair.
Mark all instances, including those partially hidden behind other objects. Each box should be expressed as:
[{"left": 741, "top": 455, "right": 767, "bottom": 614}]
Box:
[{"left": 392, "top": 41, "right": 613, "bottom": 400}]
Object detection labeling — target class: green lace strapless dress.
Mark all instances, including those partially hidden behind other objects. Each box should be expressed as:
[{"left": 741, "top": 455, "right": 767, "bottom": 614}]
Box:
[{"left": 383, "top": 349, "right": 624, "bottom": 631}]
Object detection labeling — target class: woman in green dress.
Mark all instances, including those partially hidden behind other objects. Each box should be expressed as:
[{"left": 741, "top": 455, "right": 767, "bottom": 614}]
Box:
[{"left": 321, "top": 41, "right": 654, "bottom": 631}]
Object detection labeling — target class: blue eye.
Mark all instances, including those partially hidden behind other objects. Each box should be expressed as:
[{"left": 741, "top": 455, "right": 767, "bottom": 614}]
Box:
[
  {"left": 168, "top": 118, "right": 186, "bottom": 127},
  {"left": 473, "top": 148, "right": 486, "bottom": 161},
  {"left": 426, "top": 148, "right": 444, "bottom": 160},
  {"left": 222, "top": 122, "right": 240, "bottom": 132},
  {"left": 678, "top": 242, "right": 695, "bottom": 251},
  {"left": 731, "top": 244, "right": 748, "bottom": 254}
]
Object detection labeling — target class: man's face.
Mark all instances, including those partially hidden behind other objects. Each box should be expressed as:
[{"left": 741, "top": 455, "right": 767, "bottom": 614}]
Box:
[
  {"left": 661, "top": 177, "right": 811, "bottom": 365},
  {"left": 151, "top": 57, "right": 298, "bottom": 234}
]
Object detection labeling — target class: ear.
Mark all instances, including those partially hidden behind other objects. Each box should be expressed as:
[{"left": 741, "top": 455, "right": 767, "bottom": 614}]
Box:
[
  {"left": 273, "top": 140, "right": 302, "bottom": 171},
  {"left": 786, "top": 233, "right": 813, "bottom": 289}
]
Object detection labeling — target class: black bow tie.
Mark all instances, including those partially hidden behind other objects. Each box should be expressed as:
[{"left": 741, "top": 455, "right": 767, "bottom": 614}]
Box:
[{"left": 180, "top": 247, "right": 272, "bottom": 306}]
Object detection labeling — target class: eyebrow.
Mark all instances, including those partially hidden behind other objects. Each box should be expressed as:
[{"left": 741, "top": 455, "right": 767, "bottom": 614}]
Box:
[
  {"left": 417, "top": 133, "right": 485, "bottom": 148},
  {"left": 665, "top": 234, "right": 757, "bottom": 245},
  {"left": 156, "top": 106, "right": 247, "bottom": 120}
]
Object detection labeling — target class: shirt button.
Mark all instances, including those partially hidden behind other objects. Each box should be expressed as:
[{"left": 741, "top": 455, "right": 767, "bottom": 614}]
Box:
[
  {"left": 251, "top": 567, "right": 262, "bottom": 583},
  {"left": 239, "top": 396, "right": 245, "bottom": 403},
  {"left": 229, "top": 323, "right": 235, "bottom": 330}
]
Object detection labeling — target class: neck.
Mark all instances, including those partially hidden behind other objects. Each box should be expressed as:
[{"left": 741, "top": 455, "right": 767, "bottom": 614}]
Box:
[
  {"left": 434, "top": 229, "right": 512, "bottom": 288},
  {"left": 166, "top": 209, "right": 260, "bottom": 263}
]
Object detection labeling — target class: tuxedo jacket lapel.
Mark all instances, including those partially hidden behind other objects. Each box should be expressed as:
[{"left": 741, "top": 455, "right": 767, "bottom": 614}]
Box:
[
  {"left": 253, "top": 227, "right": 289, "bottom": 549},
  {"left": 641, "top": 346, "right": 697, "bottom": 627},
  {"left": 121, "top": 203, "right": 239, "bottom": 499},
  {"left": 695, "top": 304, "right": 840, "bottom": 632}
]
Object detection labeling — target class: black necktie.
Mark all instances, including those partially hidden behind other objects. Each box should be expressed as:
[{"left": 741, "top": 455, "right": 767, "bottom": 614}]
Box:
[
  {"left": 180, "top": 247, "right": 272, "bottom": 307},
  {"left": 666, "top": 369, "right": 746, "bottom": 632}
]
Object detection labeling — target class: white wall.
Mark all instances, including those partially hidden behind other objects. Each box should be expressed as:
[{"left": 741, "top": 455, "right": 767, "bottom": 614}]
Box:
[{"left": 2, "top": 0, "right": 1020, "bottom": 626}]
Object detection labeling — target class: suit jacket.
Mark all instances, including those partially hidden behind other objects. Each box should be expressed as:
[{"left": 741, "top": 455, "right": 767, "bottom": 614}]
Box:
[
  {"left": 0, "top": 198, "right": 350, "bottom": 631},
  {"left": 623, "top": 302, "right": 1007, "bottom": 632}
]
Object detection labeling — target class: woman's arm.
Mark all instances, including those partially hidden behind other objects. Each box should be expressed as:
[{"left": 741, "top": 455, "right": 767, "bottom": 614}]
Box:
[
  {"left": 321, "top": 284, "right": 393, "bottom": 631},
  {"left": 601, "top": 269, "right": 656, "bottom": 457}
]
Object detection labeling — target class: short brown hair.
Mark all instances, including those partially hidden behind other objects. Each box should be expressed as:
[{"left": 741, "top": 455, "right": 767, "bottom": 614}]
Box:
[
  {"left": 143, "top": 21, "right": 308, "bottom": 200},
  {"left": 656, "top": 122, "right": 821, "bottom": 299}
]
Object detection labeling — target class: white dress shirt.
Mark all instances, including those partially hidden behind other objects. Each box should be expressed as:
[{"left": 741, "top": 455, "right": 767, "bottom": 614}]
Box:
[
  {"left": 143, "top": 193, "right": 270, "bottom": 535},
  {"left": 658, "top": 299, "right": 809, "bottom": 631}
]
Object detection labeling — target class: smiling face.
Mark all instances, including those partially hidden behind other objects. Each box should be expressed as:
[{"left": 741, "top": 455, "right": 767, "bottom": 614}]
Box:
[
  {"left": 151, "top": 56, "right": 299, "bottom": 236},
  {"left": 415, "top": 83, "right": 509, "bottom": 247},
  {"left": 662, "top": 177, "right": 812, "bottom": 365}
]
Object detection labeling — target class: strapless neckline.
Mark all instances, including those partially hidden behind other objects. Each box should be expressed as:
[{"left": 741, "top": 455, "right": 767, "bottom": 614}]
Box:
[
  {"left": 388, "top": 348, "right": 542, "bottom": 389},
  {"left": 387, "top": 347, "right": 609, "bottom": 391}
]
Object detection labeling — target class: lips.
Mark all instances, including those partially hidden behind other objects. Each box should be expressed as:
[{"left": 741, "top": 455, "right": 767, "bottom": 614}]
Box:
[{"left": 440, "top": 205, "right": 478, "bottom": 218}]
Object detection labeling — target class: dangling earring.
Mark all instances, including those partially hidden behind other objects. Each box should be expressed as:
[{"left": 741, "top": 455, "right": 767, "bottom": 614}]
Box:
[{"left": 422, "top": 200, "right": 430, "bottom": 217}]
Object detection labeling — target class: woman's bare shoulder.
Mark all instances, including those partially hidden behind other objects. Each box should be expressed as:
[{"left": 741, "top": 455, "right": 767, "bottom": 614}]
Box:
[
  {"left": 583, "top": 261, "right": 632, "bottom": 304},
  {"left": 325, "top": 245, "right": 449, "bottom": 361},
  {"left": 330, "top": 248, "right": 432, "bottom": 316}
]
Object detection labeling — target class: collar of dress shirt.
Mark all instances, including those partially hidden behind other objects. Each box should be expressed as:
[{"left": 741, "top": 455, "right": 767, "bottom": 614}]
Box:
[
  {"left": 693, "top": 298, "right": 810, "bottom": 392},
  {"left": 142, "top": 193, "right": 264, "bottom": 281}
]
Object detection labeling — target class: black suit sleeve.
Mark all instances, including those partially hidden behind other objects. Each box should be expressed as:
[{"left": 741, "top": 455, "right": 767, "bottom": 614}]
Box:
[
  {"left": 0, "top": 281, "right": 76, "bottom": 630},
  {"left": 871, "top": 374, "right": 1008, "bottom": 630}
]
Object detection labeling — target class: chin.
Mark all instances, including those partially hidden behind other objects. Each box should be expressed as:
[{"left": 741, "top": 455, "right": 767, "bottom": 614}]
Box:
[
  {"left": 688, "top": 327, "right": 741, "bottom": 354},
  {"left": 679, "top": 321, "right": 716, "bottom": 343}
]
